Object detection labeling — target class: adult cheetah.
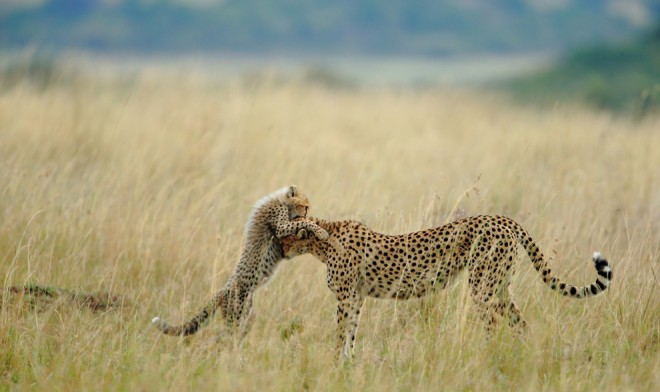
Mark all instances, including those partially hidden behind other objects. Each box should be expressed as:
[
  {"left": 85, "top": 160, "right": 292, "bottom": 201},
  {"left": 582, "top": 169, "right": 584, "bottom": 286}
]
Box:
[
  {"left": 152, "top": 185, "right": 329, "bottom": 338},
  {"left": 281, "top": 215, "right": 612, "bottom": 358}
]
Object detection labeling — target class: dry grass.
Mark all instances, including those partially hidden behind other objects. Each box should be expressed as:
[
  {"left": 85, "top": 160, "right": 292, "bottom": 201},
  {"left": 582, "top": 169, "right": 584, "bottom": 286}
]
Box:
[{"left": 1, "top": 73, "right": 658, "bottom": 391}]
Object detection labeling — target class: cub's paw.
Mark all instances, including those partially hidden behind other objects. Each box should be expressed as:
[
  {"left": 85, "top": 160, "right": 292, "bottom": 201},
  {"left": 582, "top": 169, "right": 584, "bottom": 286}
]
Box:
[
  {"left": 315, "top": 229, "right": 329, "bottom": 241},
  {"left": 296, "top": 229, "right": 309, "bottom": 239}
]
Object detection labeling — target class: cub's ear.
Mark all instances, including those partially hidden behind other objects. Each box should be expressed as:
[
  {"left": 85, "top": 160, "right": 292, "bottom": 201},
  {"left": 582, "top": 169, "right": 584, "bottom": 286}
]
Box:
[
  {"left": 296, "top": 229, "right": 308, "bottom": 239},
  {"left": 287, "top": 185, "right": 298, "bottom": 198}
]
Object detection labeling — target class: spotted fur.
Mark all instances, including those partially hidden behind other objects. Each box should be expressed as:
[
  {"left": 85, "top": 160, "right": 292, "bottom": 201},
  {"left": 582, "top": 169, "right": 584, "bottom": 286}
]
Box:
[
  {"left": 152, "top": 185, "right": 329, "bottom": 338},
  {"left": 281, "top": 215, "right": 612, "bottom": 358}
]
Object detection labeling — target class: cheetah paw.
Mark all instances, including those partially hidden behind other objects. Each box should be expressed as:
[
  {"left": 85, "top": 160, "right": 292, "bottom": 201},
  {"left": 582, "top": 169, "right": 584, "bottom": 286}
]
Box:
[{"left": 315, "top": 229, "right": 329, "bottom": 241}]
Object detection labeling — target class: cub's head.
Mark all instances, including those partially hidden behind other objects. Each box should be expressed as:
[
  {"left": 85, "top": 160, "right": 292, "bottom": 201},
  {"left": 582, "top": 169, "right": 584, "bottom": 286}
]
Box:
[{"left": 283, "top": 185, "right": 310, "bottom": 220}]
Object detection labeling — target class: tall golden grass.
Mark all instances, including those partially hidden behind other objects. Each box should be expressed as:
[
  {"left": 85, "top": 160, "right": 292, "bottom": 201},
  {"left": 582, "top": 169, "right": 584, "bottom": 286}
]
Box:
[{"left": 1, "top": 72, "right": 658, "bottom": 391}]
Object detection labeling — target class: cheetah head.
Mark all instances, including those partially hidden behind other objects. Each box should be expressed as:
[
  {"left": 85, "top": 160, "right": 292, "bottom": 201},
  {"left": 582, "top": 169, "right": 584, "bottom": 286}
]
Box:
[
  {"left": 284, "top": 185, "right": 310, "bottom": 220},
  {"left": 281, "top": 229, "right": 313, "bottom": 258}
]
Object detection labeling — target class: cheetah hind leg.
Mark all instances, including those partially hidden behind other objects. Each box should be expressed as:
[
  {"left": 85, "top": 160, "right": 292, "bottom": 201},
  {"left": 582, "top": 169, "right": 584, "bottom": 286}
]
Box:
[
  {"left": 469, "top": 244, "right": 526, "bottom": 335},
  {"left": 471, "top": 291, "right": 527, "bottom": 336},
  {"left": 503, "top": 297, "right": 526, "bottom": 334},
  {"left": 214, "top": 297, "right": 255, "bottom": 347},
  {"left": 472, "top": 297, "right": 500, "bottom": 334}
]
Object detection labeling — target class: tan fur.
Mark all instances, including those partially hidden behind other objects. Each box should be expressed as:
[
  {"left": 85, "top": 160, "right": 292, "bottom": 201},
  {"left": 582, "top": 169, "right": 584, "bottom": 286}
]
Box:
[
  {"left": 282, "top": 215, "right": 612, "bottom": 358},
  {"left": 152, "top": 186, "right": 328, "bottom": 338}
]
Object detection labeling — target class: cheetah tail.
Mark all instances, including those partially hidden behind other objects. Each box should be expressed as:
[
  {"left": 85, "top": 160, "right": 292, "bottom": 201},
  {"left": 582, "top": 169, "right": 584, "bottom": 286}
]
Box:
[
  {"left": 512, "top": 223, "right": 612, "bottom": 299},
  {"left": 152, "top": 290, "right": 226, "bottom": 337},
  {"left": 531, "top": 245, "right": 611, "bottom": 299},
  {"left": 552, "top": 252, "right": 612, "bottom": 298}
]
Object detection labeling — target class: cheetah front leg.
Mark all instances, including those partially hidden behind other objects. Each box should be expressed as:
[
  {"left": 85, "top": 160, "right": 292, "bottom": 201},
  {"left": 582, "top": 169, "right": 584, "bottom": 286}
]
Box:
[
  {"left": 283, "top": 220, "right": 328, "bottom": 241},
  {"left": 273, "top": 207, "right": 329, "bottom": 240},
  {"left": 335, "top": 291, "right": 364, "bottom": 360},
  {"left": 345, "top": 294, "right": 365, "bottom": 358}
]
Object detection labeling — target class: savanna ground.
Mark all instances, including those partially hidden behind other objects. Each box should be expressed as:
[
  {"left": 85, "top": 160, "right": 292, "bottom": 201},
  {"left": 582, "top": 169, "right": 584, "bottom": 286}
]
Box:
[{"left": 0, "top": 69, "right": 658, "bottom": 391}]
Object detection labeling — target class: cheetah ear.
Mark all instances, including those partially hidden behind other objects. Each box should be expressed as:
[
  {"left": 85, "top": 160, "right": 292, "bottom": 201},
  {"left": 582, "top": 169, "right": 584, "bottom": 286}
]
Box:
[
  {"left": 296, "top": 229, "right": 308, "bottom": 239},
  {"left": 287, "top": 185, "right": 298, "bottom": 198}
]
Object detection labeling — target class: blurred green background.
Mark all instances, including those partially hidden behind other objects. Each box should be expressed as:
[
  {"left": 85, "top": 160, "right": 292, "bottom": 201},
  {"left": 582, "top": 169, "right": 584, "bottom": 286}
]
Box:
[{"left": 1, "top": 0, "right": 659, "bottom": 115}]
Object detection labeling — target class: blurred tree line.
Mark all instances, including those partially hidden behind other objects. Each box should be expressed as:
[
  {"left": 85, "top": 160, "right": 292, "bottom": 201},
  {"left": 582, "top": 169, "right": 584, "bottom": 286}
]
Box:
[
  {"left": 2, "top": 0, "right": 657, "bottom": 55},
  {"left": 505, "top": 24, "right": 660, "bottom": 116}
]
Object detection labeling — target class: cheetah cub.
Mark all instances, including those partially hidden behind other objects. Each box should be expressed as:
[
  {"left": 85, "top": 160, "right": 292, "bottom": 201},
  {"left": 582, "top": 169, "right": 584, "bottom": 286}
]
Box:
[{"left": 152, "top": 185, "right": 328, "bottom": 338}]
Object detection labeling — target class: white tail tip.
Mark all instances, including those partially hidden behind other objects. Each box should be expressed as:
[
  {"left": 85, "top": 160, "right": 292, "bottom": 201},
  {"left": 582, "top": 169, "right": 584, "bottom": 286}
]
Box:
[
  {"left": 152, "top": 317, "right": 161, "bottom": 324},
  {"left": 592, "top": 251, "right": 603, "bottom": 260}
]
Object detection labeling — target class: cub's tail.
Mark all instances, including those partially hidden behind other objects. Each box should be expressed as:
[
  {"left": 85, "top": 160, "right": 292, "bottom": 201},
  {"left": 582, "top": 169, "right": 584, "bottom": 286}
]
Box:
[{"left": 152, "top": 290, "right": 226, "bottom": 336}]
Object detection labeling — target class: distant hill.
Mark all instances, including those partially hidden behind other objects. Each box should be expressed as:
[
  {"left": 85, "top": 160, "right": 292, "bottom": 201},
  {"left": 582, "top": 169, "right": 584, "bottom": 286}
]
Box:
[
  {"left": 1, "top": 0, "right": 658, "bottom": 55},
  {"left": 503, "top": 24, "right": 660, "bottom": 115}
]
